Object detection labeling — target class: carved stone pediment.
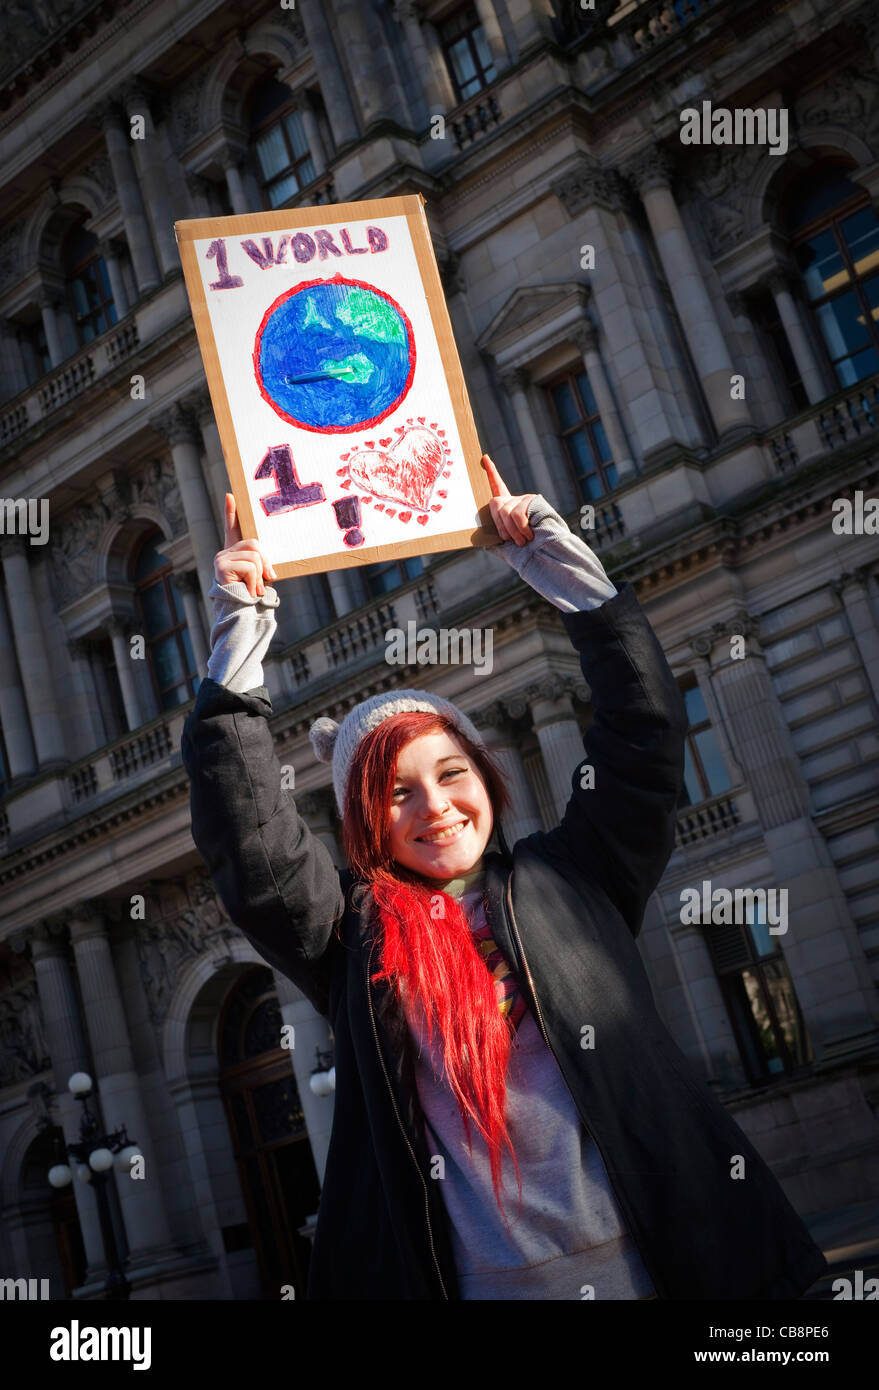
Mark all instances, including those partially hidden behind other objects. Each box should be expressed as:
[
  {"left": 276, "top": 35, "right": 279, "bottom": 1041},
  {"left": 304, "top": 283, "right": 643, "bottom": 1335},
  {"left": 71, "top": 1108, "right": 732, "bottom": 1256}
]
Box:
[{"left": 135, "top": 869, "right": 239, "bottom": 1024}]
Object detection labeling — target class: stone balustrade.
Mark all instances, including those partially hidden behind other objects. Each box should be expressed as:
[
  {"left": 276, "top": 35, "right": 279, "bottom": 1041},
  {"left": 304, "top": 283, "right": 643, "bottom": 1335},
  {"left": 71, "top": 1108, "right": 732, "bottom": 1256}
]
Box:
[
  {"left": 764, "top": 368, "right": 879, "bottom": 474},
  {"left": 675, "top": 789, "right": 741, "bottom": 847}
]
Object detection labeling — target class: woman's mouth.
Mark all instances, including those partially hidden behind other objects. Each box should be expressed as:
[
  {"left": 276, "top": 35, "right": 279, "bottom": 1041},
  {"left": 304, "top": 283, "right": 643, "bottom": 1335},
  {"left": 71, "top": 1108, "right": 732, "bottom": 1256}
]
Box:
[{"left": 415, "top": 819, "right": 469, "bottom": 845}]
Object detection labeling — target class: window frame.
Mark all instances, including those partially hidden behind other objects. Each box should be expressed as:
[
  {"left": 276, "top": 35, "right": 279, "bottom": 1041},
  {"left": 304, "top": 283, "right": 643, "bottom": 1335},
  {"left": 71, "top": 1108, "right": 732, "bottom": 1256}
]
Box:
[
  {"left": 544, "top": 366, "right": 618, "bottom": 504},
  {"left": 131, "top": 533, "right": 198, "bottom": 711},
  {"left": 437, "top": 2, "right": 496, "bottom": 104},
  {"left": 247, "top": 79, "right": 318, "bottom": 210},
  {"left": 62, "top": 224, "right": 117, "bottom": 348}
]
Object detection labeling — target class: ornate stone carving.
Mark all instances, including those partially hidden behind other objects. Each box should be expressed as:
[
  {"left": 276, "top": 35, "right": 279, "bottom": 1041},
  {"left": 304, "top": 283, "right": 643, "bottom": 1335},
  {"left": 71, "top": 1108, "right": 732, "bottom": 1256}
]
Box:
[
  {"left": 0, "top": 979, "right": 51, "bottom": 1087},
  {"left": 796, "top": 63, "right": 879, "bottom": 146},
  {"left": 78, "top": 153, "right": 116, "bottom": 209},
  {"left": 572, "top": 321, "right": 599, "bottom": 356},
  {"left": 551, "top": 159, "right": 626, "bottom": 217},
  {"left": 689, "top": 611, "right": 761, "bottom": 659},
  {"left": 620, "top": 144, "right": 677, "bottom": 198},
  {"left": 169, "top": 68, "right": 210, "bottom": 153},
  {"left": 151, "top": 403, "right": 200, "bottom": 449},
  {"left": 0, "top": 0, "right": 88, "bottom": 88},
  {"left": 135, "top": 870, "right": 240, "bottom": 1024},
  {"left": 503, "top": 675, "right": 587, "bottom": 721}
]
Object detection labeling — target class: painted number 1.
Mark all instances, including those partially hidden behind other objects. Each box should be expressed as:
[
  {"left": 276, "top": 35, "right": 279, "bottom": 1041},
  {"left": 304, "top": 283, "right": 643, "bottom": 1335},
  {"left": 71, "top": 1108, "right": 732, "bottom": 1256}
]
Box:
[{"left": 255, "top": 445, "right": 325, "bottom": 516}]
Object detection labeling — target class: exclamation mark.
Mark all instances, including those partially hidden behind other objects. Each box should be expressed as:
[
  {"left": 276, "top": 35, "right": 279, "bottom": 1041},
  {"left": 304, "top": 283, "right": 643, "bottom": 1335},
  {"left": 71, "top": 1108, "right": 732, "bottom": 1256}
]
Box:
[{"left": 332, "top": 496, "right": 364, "bottom": 547}]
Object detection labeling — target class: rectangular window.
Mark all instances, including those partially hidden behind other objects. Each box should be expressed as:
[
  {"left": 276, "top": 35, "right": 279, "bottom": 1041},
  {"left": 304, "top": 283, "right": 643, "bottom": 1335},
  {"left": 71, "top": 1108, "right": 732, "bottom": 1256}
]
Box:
[
  {"left": 677, "top": 678, "right": 732, "bottom": 809},
  {"left": 438, "top": 4, "right": 496, "bottom": 103},
  {"left": 703, "top": 899, "right": 812, "bottom": 1086},
  {"left": 364, "top": 555, "right": 424, "bottom": 600},
  {"left": 545, "top": 369, "right": 618, "bottom": 502}
]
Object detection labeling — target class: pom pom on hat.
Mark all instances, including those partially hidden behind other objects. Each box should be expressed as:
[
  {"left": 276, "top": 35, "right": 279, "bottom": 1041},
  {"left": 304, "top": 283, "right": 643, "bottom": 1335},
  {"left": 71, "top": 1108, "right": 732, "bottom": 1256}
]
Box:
[{"left": 309, "top": 716, "right": 339, "bottom": 764}]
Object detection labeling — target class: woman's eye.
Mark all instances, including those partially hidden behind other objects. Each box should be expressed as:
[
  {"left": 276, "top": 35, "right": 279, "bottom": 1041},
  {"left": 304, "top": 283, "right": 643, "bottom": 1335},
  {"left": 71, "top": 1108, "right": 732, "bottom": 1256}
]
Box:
[{"left": 443, "top": 768, "right": 465, "bottom": 778}]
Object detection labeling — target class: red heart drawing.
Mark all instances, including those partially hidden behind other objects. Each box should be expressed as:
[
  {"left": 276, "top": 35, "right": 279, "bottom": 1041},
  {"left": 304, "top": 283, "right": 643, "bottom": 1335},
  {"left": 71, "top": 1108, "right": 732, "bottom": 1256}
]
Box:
[
  {"left": 398, "top": 510, "right": 412, "bottom": 523},
  {"left": 437, "top": 431, "right": 445, "bottom": 438},
  {"left": 362, "top": 495, "right": 372, "bottom": 503},
  {"left": 431, "top": 505, "right": 441, "bottom": 512},
  {"left": 336, "top": 468, "right": 347, "bottom": 476},
  {"left": 442, "top": 470, "right": 451, "bottom": 477},
  {"left": 417, "top": 417, "right": 425, "bottom": 424},
  {"left": 379, "top": 437, "right": 392, "bottom": 447},
  {"left": 386, "top": 508, "right": 396, "bottom": 517},
  {"left": 430, "top": 422, "right": 438, "bottom": 429},
  {"left": 348, "top": 427, "right": 445, "bottom": 510},
  {"left": 374, "top": 502, "right": 385, "bottom": 511},
  {"left": 438, "top": 490, "right": 447, "bottom": 498},
  {"left": 417, "top": 515, "right": 429, "bottom": 525},
  {"left": 340, "top": 453, "right": 350, "bottom": 461},
  {"left": 340, "top": 478, "right": 351, "bottom": 489},
  {"left": 365, "top": 440, "right": 375, "bottom": 448}
]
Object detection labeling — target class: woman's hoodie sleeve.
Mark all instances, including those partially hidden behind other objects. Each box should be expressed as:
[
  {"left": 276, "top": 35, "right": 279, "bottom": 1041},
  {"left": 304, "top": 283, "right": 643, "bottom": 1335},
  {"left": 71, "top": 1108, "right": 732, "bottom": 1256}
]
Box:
[
  {"left": 489, "top": 495, "right": 688, "bottom": 937},
  {"left": 181, "top": 677, "right": 345, "bottom": 1018}
]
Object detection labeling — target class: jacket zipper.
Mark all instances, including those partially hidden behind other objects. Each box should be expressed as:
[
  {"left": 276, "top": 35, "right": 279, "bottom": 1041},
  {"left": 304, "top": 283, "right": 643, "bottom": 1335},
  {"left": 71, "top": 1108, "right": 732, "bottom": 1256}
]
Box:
[
  {"left": 503, "top": 871, "right": 666, "bottom": 1300},
  {"left": 365, "top": 937, "right": 450, "bottom": 1301}
]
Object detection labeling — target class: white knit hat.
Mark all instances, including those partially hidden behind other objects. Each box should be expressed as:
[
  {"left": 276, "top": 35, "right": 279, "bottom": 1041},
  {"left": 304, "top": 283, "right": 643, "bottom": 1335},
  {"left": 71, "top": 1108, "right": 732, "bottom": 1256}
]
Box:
[{"left": 309, "top": 689, "right": 486, "bottom": 816}]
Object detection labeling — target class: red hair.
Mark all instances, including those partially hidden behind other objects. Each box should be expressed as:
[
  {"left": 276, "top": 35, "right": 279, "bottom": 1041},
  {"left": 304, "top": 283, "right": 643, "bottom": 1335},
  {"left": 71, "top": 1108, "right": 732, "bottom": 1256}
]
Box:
[{"left": 342, "top": 710, "right": 523, "bottom": 1221}]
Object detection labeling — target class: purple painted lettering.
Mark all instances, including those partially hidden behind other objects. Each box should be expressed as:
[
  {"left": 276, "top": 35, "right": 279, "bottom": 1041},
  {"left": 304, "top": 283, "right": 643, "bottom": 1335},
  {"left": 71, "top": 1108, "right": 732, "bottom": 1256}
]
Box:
[
  {"left": 205, "top": 238, "right": 243, "bottom": 289},
  {"left": 240, "top": 236, "right": 290, "bottom": 269},
  {"left": 367, "top": 225, "right": 389, "bottom": 253},
  {"left": 339, "top": 228, "right": 367, "bottom": 255},
  {"left": 314, "top": 228, "right": 342, "bottom": 259},
  {"left": 290, "top": 232, "right": 316, "bottom": 264},
  {"left": 255, "top": 445, "right": 325, "bottom": 515}
]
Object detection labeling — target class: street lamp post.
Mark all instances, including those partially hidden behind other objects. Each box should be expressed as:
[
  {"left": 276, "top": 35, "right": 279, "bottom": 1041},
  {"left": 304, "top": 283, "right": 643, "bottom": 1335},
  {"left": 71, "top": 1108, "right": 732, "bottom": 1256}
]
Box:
[{"left": 47, "top": 1072, "right": 141, "bottom": 1301}]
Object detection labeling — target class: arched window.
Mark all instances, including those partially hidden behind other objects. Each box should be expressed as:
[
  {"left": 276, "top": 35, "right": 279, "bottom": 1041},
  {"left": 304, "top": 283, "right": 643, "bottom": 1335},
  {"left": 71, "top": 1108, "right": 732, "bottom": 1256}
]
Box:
[
  {"left": 546, "top": 368, "right": 618, "bottom": 501},
  {"left": 247, "top": 77, "right": 317, "bottom": 209},
  {"left": 131, "top": 532, "right": 198, "bottom": 709},
  {"left": 61, "top": 221, "right": 117, "bottom": 347},
  {"left": 788, "top": 165, "right": 879, "bottom": 390}
]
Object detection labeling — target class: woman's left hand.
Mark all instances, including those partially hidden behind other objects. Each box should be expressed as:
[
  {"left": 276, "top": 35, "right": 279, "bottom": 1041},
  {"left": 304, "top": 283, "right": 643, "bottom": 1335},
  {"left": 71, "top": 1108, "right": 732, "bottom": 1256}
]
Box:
[{"left": 481, "top": 454, "right": 537, "bottom": 547}]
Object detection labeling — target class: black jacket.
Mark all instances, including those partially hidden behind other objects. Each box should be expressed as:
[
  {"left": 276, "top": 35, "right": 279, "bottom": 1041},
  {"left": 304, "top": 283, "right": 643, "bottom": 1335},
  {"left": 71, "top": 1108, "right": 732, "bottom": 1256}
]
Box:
[{"left": 181, "top": 581, "right": 828, "bottom": 1300}]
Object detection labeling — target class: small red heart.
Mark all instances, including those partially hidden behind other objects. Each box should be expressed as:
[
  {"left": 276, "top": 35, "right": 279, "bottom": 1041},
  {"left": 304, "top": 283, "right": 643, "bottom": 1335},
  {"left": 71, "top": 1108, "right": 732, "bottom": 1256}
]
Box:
[
  {"left": 418, "top": 515, "right": 429, "bottom": 525},
  {"left": 398, "top": 510, "right": 412, "bottom": 523},
  {"left": 396, "top": 426, "right": 406, "bottom": 433},
  {"left": 442, "top": 470, "right": 451, "bottom": 477},
  {"left": 340, "top": 453, "right": 350, "bottom": 461},
  {"left": 417, "top": 417, "right": 425, "bottom": 424},
  {"left": 336, "top": 468, "right": 347, "bottom": 476},
  {"left": 340, "top": 478, "right": 351, "bottom": 489},
  {"left": 362, "top": 495, "right": 372, "bottom": 503},
  {"left": 374, "top": 502, "right": 385, "bottom": 511},
  {"left": 365, "top": 441, "right": 374, "bottom": 448},
  {"left": 386, "top": 508, "right": 396, "bottom": 516},
  {"left": 379, "top": 437, "right": 392, "bottom": 447},
  {"left": 430, "top": 422, "right": 438, "bottom": 429},
  {"left": 438, "top": 490, "right": 447, "bottom": 498},
  {"left": 437, "top": 431, "right": 445, "bottom": 438},
  {"left": 430, "top": 505, "right": 441, "bottom": 512}
]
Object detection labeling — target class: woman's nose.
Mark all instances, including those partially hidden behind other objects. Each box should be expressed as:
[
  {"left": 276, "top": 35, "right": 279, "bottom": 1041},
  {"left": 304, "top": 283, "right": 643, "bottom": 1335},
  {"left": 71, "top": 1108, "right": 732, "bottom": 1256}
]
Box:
[{"left": 419, "top": 783, "right": 451, "bottom": 817}]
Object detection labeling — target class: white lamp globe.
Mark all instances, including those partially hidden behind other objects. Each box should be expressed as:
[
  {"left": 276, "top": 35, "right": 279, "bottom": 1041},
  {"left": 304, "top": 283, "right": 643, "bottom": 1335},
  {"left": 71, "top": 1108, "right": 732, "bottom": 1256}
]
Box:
[
  {"left": 327, "top": 1066, "right": 336, "bottom": 1091},
  {"left": 68, "top": 1072, "right": 93, "bottom": 1097},
  {"left": 115, "top": 1146, "right": 141, "bottom": 1174},
  {"left": 309, "top": 1070, "right": 330, "bottom": 1098},
  {"left": 76, "top": 1164, "right": 92, "bottom": 1184},
  {"left": 88, "top": 1147, "right": 115, "bottom": 1173},
  {"left": 48, "top": 1164, "right": 72, "bottom": 1188}
]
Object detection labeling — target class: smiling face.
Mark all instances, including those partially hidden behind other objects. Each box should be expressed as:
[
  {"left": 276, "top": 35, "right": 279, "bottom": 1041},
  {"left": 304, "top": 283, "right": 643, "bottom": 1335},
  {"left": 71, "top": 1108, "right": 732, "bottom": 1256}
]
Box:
[{"left": 387, "top": 728, "right": 494, "bottom": 881}]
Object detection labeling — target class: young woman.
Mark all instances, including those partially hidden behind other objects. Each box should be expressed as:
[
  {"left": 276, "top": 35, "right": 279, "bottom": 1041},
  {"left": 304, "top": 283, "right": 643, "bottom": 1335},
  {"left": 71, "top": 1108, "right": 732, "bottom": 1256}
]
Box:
[{"left": 181, "top": 456, "right": 828, "bottom": 1301}]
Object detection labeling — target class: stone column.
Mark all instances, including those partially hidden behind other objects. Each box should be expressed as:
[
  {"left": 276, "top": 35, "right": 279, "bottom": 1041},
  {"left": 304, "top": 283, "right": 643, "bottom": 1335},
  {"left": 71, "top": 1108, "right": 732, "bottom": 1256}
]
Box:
[
  {"left": 0, "top": 316, "right": 30, "bottom": 396},
  {"left": 184, "top": 171, "right": 214, "bottom": 219},
  {"left": 0, "top": 577, "right": 37, "bottom": 779},
  {"left": 765, "top": 271, "right": 828, "bottom": 406},
  {"left": 500, "top": 367, "right": 558, "bottom": 499},
  {"left": 473, "top": 702, "right": 542, "bottom": 842},
  {"left": 270, "top": 969, "right": 335, "bottom": 1184},
  {"left": 68, "top": 903, "right": 175, "bottom": 1261},
  {"left": 150, "top": 404, "right": 219, "bottom": 607},
  {"left": 172, "top": 571, "right": 209, "bottom": 674},
  {"left": 503, "top": 0, "right": 556, "bottom": 55},
  {"left": 572, "top": 322, "right": 636, "bottom": 483},
  {"left": 690, "top": 614, "right": 879, "bottom": 1059},
  {"left": 473, "top": 0, "right": 510, "bottom": 72},
  {"left": 66, "top": 637, "right": 106, "bottom": 750},
  {"left": 296, "top": 98, "right": 328, "bottom": 176},
  {"left": 222, "top": 156, "right": 250, "bottom": 216},
  {"left": 98, "top": 238, "right": 130, "bottom": 319},
  {"left": 107, "top": 619, "right": 144, "bottom": 732},
  {"left": 298, "top": 0, "right": 360, "bottom": 149},
  {"left": 190, "top": 385, "right": 229, "bottom": 533},
  {"left": 120, "top": 82, "right": 178, "bottom": 278},
  {"left": 622, "top": 145, "right": 753, "bottom": 440},
  {"left": 393, "top": 0, "right": 457, "bottom": 116},
  {"left": 331, "top": 0, "right": 397, "bottom": 128},
  {"left": 0, "top": 537, "right": 67, "bottom": 769},
  {"left": 29, "top": 922, "right": 106, "bottom": 1275},
  {"left": 833, "top": 568, "right": 879, "bottom": 707},
  {"left": 37, "top": 291, "right": 66, "bottom": 368},
  {"left": 527, "top": 679, "right": 586, "bottom": 824},
  {"left": 92, "top": 99, "right": 161, "bottom": 295},
  {"left": 327, "top": 568, "right": 363, "bottom": 618}
]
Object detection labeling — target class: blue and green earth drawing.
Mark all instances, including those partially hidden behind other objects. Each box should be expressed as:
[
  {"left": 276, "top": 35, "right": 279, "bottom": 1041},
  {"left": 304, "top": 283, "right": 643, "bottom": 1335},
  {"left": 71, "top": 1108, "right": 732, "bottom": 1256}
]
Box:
[{"left": 254, "top": 276, "right": 415, "bottom": 433}]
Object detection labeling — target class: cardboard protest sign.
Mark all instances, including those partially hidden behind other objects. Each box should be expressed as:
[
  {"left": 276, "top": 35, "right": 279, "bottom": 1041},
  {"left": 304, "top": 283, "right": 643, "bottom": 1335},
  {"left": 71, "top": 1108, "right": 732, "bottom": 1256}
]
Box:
[{"left": 175, "top": 195, "right": 498, "bottom": 579}]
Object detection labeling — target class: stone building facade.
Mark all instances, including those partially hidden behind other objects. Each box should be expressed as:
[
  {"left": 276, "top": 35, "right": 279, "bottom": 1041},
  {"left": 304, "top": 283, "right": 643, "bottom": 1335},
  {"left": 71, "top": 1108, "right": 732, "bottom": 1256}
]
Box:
[{"left": 0, "top": 0, "right": 878, "bottom": 1298}]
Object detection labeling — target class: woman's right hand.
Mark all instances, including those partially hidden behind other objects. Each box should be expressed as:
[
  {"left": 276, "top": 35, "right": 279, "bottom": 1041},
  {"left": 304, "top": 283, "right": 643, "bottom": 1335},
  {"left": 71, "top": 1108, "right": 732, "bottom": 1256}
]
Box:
[{"left": 214, "top": 493, "right": 277, "bottom": 598}]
